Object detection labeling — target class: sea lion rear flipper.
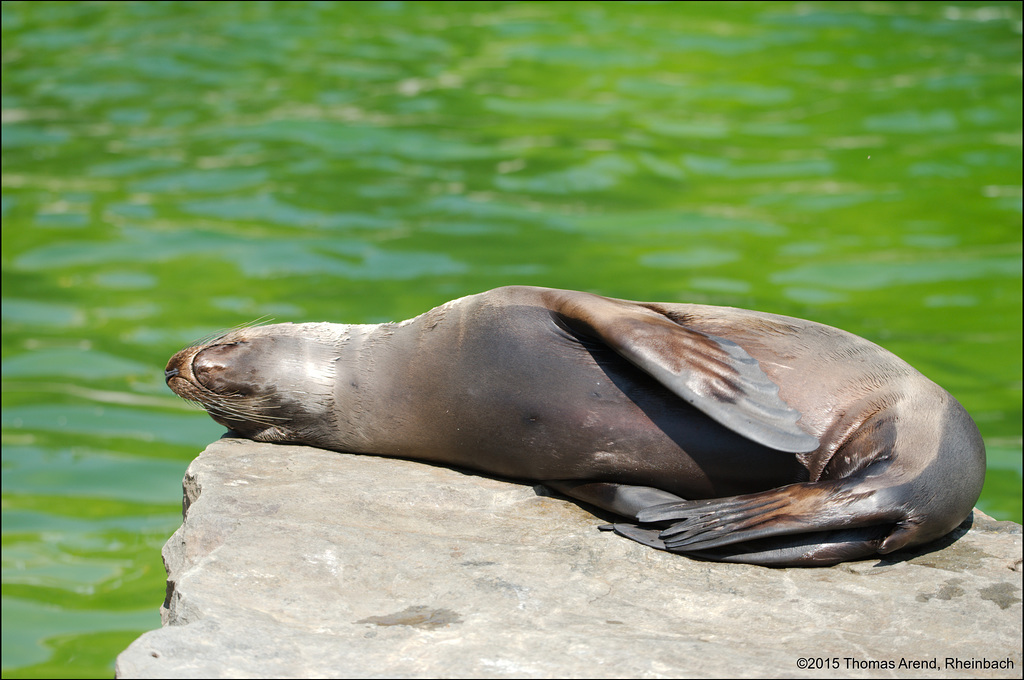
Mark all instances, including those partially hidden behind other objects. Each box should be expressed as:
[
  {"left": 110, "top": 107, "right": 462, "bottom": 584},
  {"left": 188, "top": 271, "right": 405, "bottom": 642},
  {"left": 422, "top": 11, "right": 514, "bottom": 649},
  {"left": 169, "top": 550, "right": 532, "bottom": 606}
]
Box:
[
  {"left": 610, "top": 524, "right": 893, "bottom": 566},
  {"left": 629, "top": 478, "right": 905, "bottom": 564},
  {"left": 546, "top": 479, "right": 898, "bottom": 566},
  {"left": 544, "top": 289, "right": 818, "bottom": 453}
]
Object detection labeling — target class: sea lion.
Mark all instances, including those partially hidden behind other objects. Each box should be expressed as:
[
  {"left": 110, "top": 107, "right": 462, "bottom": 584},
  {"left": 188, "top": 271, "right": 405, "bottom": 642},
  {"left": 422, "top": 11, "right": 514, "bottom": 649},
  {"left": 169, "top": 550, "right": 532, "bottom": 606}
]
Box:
[{"left": 164, "top": 286, "right": 986, "bottom": 566}]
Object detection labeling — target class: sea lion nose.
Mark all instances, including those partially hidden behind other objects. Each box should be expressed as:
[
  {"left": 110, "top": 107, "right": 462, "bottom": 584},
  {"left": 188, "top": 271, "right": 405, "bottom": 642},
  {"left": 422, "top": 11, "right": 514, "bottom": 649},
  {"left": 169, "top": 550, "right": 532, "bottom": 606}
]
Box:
[{"left": 165, "top": 347, "right": 194, "bottom": 384}]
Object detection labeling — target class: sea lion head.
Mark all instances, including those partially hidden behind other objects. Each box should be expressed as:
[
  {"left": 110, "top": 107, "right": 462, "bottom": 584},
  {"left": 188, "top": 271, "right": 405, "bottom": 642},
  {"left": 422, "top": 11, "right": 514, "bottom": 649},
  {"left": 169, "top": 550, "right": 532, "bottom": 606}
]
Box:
[{"left": 165, "top": 323, "right": 342, "bottom": 445}]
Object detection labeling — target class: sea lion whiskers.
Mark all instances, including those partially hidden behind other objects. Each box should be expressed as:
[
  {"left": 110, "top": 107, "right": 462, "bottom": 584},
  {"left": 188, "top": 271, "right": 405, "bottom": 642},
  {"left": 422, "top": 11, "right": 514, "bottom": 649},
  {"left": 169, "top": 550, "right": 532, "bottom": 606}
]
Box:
[
  {"left": 201, "top": 392, "right": 290, "bottom": 428},
  {"left": 177, "top": 396, "right": 281, "bottom": 428},
  {"left": 173, "top": 379, "right": 289, "bottom": 428}
]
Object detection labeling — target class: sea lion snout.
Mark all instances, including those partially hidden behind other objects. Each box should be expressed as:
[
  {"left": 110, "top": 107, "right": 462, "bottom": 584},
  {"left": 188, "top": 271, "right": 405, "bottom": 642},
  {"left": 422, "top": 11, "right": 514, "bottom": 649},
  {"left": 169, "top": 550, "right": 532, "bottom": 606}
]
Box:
[
  {"left": 163, "top": 343, "right": 244, "bottom": 399},
  {"left": 163, "top": 348, "right": 195, "bottom": 392}
]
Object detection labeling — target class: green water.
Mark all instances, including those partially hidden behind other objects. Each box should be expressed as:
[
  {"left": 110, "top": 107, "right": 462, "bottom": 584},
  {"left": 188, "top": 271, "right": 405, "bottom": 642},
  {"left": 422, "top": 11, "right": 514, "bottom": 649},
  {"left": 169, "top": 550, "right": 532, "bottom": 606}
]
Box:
[{"left": 2, "top": 1, "right": 1020, "bottom": 676}]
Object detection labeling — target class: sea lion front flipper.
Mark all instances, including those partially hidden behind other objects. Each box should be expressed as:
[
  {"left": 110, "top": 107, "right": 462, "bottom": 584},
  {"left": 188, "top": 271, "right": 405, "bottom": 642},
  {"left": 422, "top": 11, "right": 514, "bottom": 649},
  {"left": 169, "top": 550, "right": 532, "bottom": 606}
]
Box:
[
  {"left": 543, "top": 480, "right": 688, "bottom": 520},
  {"left": 544, "top": 289, "right": 818, "bottom": 453},
  {"left": 604, "top": 523, "right": 668, "bottom": 550},
  {"left": 543, "top": 480, "right": 678, "bottom": 551}
]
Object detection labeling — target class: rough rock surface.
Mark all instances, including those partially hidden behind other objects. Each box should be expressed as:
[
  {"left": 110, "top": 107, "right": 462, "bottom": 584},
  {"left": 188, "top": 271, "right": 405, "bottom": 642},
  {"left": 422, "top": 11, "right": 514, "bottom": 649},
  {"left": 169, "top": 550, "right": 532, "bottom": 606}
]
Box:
[{"left": 117, "top": 438, "right": 1022, "bottom": 679}]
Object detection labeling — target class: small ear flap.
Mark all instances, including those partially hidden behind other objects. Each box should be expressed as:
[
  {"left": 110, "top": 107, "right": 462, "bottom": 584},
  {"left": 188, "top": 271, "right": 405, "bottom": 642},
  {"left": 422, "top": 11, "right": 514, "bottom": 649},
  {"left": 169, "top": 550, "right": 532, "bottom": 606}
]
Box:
[{"left": 545, "top": 290, "right": 818, "bottom": 453}]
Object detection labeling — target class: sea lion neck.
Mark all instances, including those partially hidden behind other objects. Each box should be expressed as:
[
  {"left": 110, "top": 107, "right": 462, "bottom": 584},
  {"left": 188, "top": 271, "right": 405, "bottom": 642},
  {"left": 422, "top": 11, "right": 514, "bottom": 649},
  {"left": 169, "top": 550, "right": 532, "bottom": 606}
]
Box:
[
  {"left": 325, "top": 299, "right": 481, "bottom": 461},
  {"left": 323, "top": 320, "right": 422, "bottom": 454}
]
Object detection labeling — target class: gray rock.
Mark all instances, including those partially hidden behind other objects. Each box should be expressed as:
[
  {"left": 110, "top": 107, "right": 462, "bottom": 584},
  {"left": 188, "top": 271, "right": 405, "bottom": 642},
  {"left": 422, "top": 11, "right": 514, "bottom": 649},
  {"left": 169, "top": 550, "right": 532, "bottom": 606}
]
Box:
[{"left": 117, "top": 438, "right": 1022, "bottom": 678}]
